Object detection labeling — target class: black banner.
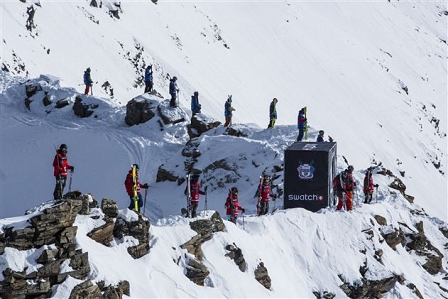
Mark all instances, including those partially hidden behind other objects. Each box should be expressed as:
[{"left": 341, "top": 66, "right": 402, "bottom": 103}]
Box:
[{"left": 284, "top": 142, "right": 337, "bottom": 212}]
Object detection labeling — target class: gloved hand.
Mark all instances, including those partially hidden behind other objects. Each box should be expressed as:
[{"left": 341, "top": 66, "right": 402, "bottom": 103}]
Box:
[
  {"left": 143, "top": 183, "right": 149, "bottom": 189},
  {"left": 241, "top": 208, "right": 245, "bottom": 213},
  {"left": 374, "top": 184, "right": 379, "bottom": 188},
  {"left": 69, "top": 166, "right": 74, "bottom": 171}
]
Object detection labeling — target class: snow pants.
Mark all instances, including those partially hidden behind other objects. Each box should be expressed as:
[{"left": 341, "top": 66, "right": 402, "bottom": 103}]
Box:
[
  {"left": 336, "top": 191, "right": 353, "bottom": 211},
  {"left": 53, "top": 176, "right": 67, "bottom": 200},
  {"left": 128, "top": 194, "right": 143, "bottom": 212}
]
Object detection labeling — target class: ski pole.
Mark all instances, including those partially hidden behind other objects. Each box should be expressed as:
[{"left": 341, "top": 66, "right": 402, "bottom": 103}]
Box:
[
  {"left": 144, "top": 187, "right": 148, "bottom": 215},
  {"left": 242, "top": 211, "right": 245, "bottom": 230},
  {"left": 90, "top": 85, "right": 93, "bottom": 96},
  {"left": 68, "top": 171, "right": 73, "bottom": 192},
  {"left": 204, "top": 186, "right": 208, "bottom": 216}
]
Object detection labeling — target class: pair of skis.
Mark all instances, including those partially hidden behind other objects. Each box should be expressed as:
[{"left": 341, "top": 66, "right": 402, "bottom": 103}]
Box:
[{"left": 181, "top": 174, "right": 192, "bottom": 217}]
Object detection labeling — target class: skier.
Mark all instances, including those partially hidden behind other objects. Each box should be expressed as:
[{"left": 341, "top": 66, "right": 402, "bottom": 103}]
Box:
[
  {"left": 297, "top": 108, "right": 307, "bottom": 141},
  {"left": 333, "top": 165, "right": 356, "bottom": 211},
  {"left": 317, "top": 130, "right": 325, "bottom": 142},
  {"left": 83, "top": 67, "right": 93, "bottom": 95},
  {"left": 255, "top": 175, "right": 272, "bottom": 216},
  {"left": 169, "top": 76, "right": 179, "bottom": 107},
  {"left": 225, "top": 187, "right": 245, "bottom": 224},
  {"left": 268, "top": 98, "right": 278, "bottom": 129},
  {"left": 52, "top": 143, "right": 74, "bottom": 200},
  {"left": 124, "top": 164, "right": 148, "bottom": 212},
  {"left": 144, "top": 65, "right": 153, "bottom": 93},
  {"left": 184, "top": 174, "right": 206, "bottom": 217},
  {"left": 363, "top": 170, "right": 374, "bottom": 204},
  {"left": 191, "top": 91, "right": 201, "bottom": 116},
  {"left": 224, "top": 95, "right": 235, "bottom": 127}
]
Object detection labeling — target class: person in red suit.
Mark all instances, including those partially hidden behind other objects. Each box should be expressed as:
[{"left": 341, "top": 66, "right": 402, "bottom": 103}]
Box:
[
  {"left": 52, "top": 144, "right": 74, "bottom": 200},
  {"left": 225, "top": 187, "right": 245, "bottom": 224},
  {"left": 333, "top": 165, "right": 356, "bottom": 211},
  {"left": 256, "top": 175, "right": 273, "bottom": 216},
  {"left": 184, "top": 174, "right": 206, "bottom": 218},
  {"left": 363, "top": 170, "right": 375, "bottom": 204},
  {"left": 124, "top": 164, "right": 148, "bottom": 212}
]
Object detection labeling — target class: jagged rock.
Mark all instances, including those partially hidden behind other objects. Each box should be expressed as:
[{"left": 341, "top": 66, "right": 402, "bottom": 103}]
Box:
[
  {"left": 55, "top": 98, "right": 70, "bottom": 109},
  {"left": 90, "top": 0, "right": 98, "bottom": 7},
  {"left": 224, "top": 127, "right": 247, "bottom": 137},
  {"left": 225, "top": 243, "right": 247, "bottom": 272},
  {"left": 181, "top": 234, "right": 203, "bottom": 260},
  {"left": 36, "top": 249, "right": 59, "bottom": 263},
  {"left": 382, "top": 227, "right": 406, "bottom": 250},
  {"left": 58, "top": 226, "right": 78, "bottom": 245},
  {"left": 156, "top": 164, "right": 178, "bottom": 182},
  {"left": 101, "top": 198, "right": 119, "bottom": 218},
  {"left": 187, "top": 114, "right": 221, "bottom": 138},
  {"left": 118, "top": 280, "right": 130, "bottom": 296},
  {"left": 189, "top": 212, "right": 225, "bottom": 239},
  {"left": 69, "top": 280, "right": 101, "bottom": 299},
  {"left": 24, "top": 97, "right": 33, "bottom": 110},
  {"left": 339, "top": 274, "right": 399, "bottom": 298},
  {"left": 127, "top": 243, "right": 150, "bottom": 259},
  {"left": 374, "top": 215, "right": 387, "bottom": 226},
  {"left": 181, "top": 139, "right": 201, "bottom": 158},
  {"left": 185, "top": 258, "right": 210, "bottom": 286},
  {"left": 42, "top": 92, "right": 52, "bottom": 106},
  {"left": 87, "top": 219, "right": 115, "bottom": 246},
  {"left": 73, "top": 96, "right": 94, "bottom": 118},
  {"left": 64, "top": 190, "right": 82, "bottom": 199},
  {"left": 25, "top": 84, "right": 41, "bottom": 97},
  {"left": 125, "top": 98, "right": 156, "bottom": 126},
  {"left": 313, "top": 291, "right": 335, "bottom": 299},
  {"left": 407, "top": 283, "right": 424, "bottom": 299},
  {"left": 254, "top": 262, "right": 271, "bottom": 289},
  {"left": 0, "top": 270, "right": 51, "bottom": 299},
  {"left": 406, "top": 221, "right": 427, "bottom": 251}
]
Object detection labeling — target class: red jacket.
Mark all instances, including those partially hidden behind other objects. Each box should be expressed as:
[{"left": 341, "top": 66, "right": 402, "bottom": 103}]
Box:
[
  {"left": 53, "top": 150, "right": 72, "bottom": 177},
  {"left": 363, "top": 175, "right": 374, "bottom": 194},
  {"left": 225, "top": 193, "right": 243, "bottom": 216},
  {"left": 124, "top": 171, "right": 144, "bottom": 196},
  {"left": 259, "top": 183, "right": 271, "bottom": 202},
  {"left": 187, "top": 181, "right": 205, "bottom": 203}
]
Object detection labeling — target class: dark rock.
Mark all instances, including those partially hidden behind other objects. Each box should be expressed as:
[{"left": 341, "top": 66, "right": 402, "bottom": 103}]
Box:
[
  {"left": 36, "top": 249, "right": 59, "bottom": 264},
  {"left": 187, "top": 114, "right": 221, "bottom": 138},
  {"left": 42, "top": 92, "right": 52, "bottom": 106},
  {"left": 73, "top": 96, "right": 94, "bottom": 118},
  {"left": 55, "top": 98, "right": 70, "bottom": 109},
  {"left": 127, "top": 243, "right": 150, "bottom": 259},
  {"left": 69, "top": 280, "right": 101, "bottom": 299},
  {"left": 181, "top": 234, "right": 203, "bottom": 260},
  {"left": 125, "top": 98, "right": 156, "bottom": 126},
  {"left": 156, "top": 165, "right": 178, "bottom": 182},
  {"left": 118, "top": 280, "right": 130, "bottom": 296},
  {"left": 185, "top": 258, "right": 210, "bottom": 286},
  {"left": 254, "top": 262, "right": 271, "bottom": 289},
  {"left": 87, "top": 219, "right": 115, "bottom": 246},
  {"left": 25, "top": 84, "right": 41, "bottom": 97},
  {"left": 25, "top": 97, "right": 33, "bottom": 110},
  {"left": 382, "top": 228, "right": 406, "bottom": 250},
  {"left": 374, "top": 215, "right": 387, "bottom": 226},
  {"left": 407, "top": 283, "right": 424, "bottom": 299},
  {"left": 101, "top": 198, "right": 119, "bottom": 218},
  {"left": 225, "top": 243, "right": 247, "bottom": 272}
]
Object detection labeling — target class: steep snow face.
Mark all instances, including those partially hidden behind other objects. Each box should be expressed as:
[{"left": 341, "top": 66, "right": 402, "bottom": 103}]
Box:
[{"left": 1, "top": 1, "right": 446, "bottom": 221}]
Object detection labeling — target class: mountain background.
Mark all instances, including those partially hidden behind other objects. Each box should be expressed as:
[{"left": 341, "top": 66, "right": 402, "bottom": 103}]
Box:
[{"left": 0, "top": 0, "right": 447, "bottom": 298}]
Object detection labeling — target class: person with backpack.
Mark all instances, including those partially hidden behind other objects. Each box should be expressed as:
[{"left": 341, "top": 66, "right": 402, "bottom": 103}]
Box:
[
  {"left": 225, "top": 187, "right": 245, "bottom": 224},
  {"left": 191, "top": 91, "right": 201, "bottom": 116},
  {"left": 268, "top": 98, "right": 278, "bottom": 129},
  {"left": 52, "top": 143, "right": 74, "bottom": 200},
  {"left": 297, "top": 108, "right": 307, "bottom": 141},
  {"left": 124, "top": 164, "right": 149, "bottom": 212},
  {"left": 144, "top": 65, "right": 153, "bottom": 93},
  {"left": 224, "top": 95, "right": 235, "bottom": 127},
  {"left": 83, "top": 67, "right": 93, "bottom": 95},
  {"left": 184, "top": 174, "right": 206, "bottom": 218},
  {"left": 333, "top": 165, "right": 356, "bottom": 211},
  {"left": 317, "top": 130, "right": 325, "bottom": 142},
  {"left": 169, "top": 76, "right": 179, "bottom": 107},
  {"left": 363, "top": 170, "right": 375, "bottom": 204},
  {"left": 254, "top": 174, "right": 273, "bottom": 215}
]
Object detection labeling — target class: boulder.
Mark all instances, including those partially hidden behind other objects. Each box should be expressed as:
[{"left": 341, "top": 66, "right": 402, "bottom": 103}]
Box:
[
  {"left": 125, "top": 98, "right": 156, "bottom": 126},
  {"left": 254, "top": 262, "right": 271, "bottom": 289}
]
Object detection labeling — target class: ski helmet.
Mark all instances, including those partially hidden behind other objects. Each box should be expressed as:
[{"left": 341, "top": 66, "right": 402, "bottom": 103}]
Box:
[
  {"left": 132, "top": 164, "right": 139, "bottom": 170},
  {"left": 86, "top": 67, "right": 91, "bottom": 72},
  {"left": 59, "top": 144, "right": 67, "bottom": 150},
  {"left": 231, "top": 187, "right": 238, "bottom": 194},
  {"left": 173, "top": 76, "right": 177, "bottom": 81},
  {"left": 319, "top": 130, "right": 324, "bottom": 135},
  {"left": 194, "top": 91, "right": 199, "bottom": 96},
  {"left": 347, "top": 165, "right": 354, "bottom": 173},
  {"left": 263, "top": 175, "right": 271, "bottom": 183}
]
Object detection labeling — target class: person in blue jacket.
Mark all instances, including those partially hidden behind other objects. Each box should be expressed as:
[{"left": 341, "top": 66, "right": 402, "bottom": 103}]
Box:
[
  {"left": 169, "top": 76, "right": 179, "bottom": 107},
  {"left": 191, "top": 91, "right": 201, "bottom": 116},
  {"left": 144, "top": 65, "right": 153, "bottom": 93},
  {"left": 224, "top": 95, "right": 235, "bottom": 127},
  {"left": 268, "top": 98, "right": 278, "bottom": 129},
  {"left": 83, "top": 68, "right": 93, "bottom": 95}
]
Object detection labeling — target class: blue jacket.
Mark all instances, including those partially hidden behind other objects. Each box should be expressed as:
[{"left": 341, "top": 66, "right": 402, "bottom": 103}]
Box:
[
  {"left": 169, "top": 79, "right": 178, "bottom": 96},
  {"left": 145, "top": 67, "right": 153, "bottom": 83},
  {"left": 297, "top": 112, "right": 306, "bottom": 129},
  {"left": 225, "top": 100, "right": 234, "bottom": 117},
  {"left": 191, "top": 95, "right": 201, "bottom": 112},
  {"left": 317, "top": 135, "right": 324, "bottom": 142},
  {"left": 83, "top": 70, "right": 92, "bottom": 86}
]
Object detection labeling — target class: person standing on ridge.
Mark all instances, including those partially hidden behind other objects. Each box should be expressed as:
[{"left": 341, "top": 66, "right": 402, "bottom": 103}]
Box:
[
  {"left": 169, "top": 76, "right": 179, "bottom": 107},
  {"left": 144, "top": 65, "right": 153, "bottom": 93},
  {"left": 224, "top": 95, "right": 235, "bottom": 127},
  {"left": 184, "top": 174, "right": 206, "bottom": 218},
  {"left": 124, "top": 164, "right": 149, "bottom": 212},
  {"left": 297, "top": 108, "right": 307, "bottom": 141},
  {"left": 225, "top": 187, "right": 245, "bottom": 224},
  {"left": 53, "top": 144, "right": 74, "bottom": 200},
  {"left": 191, "top": 91, "right": 201, "bottom": 117},
  {"left": 317, "top": 130, "right": 325, "bottom": 142},
  {"left": 268, "top": 98, "right": 278, "bottom": 129},
  {"left": 83, "top": 67, "right": 93, "bottom": 95},
  {"left": 333, "top": 165, "right": 356, "bottom": 211},
  {"left": 363, "top": 169, "right": 375, "bottom": 204},
  {"left": 255, "top": 174, "right": 273, "bottom": 216}
]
